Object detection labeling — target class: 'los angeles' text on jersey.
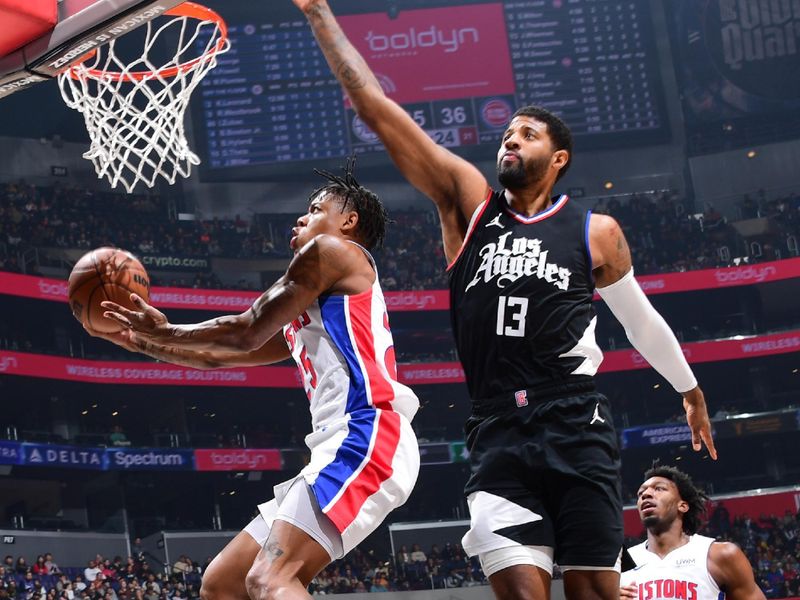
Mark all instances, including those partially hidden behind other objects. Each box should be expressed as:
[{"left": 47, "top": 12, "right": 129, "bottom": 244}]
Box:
[
  {"left": 465, "top": 231, "right": 572, "bottom": 292},
  {"left": 448, "top": 191, "right": 603, "bottom": 405}
]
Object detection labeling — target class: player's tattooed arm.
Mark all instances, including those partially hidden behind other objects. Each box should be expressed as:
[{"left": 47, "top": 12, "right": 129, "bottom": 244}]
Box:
[
  {"left": 85, "top": 328, "right": 290, "bottom": 368},
  {"left": 292, "top": 0, "right": 489, "bottom": 260},
  {"left": 100, "top": 234, "right": 351, "bottom": 352},
  {"left": 303, "top": 3, "right": 372, "bottom": 92},
  {"left": 589, "top": 213, "right": 633, "bottom": 287}
]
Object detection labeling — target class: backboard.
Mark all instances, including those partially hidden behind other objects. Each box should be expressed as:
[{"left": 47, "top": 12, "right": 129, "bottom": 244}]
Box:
[{"left": 0, "top": 0, "right": 185, "bottom": 99}]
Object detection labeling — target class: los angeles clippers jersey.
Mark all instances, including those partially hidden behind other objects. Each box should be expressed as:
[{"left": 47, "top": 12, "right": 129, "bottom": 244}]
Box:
[
  {"left": 279, "top": 243, "right": 420, "bottom": 546},
  {"left": 447, "top": 190, "right": 602, "bottom": 404},
  {"left": 621, "top": 535, "right": 723, "bottom": 600}
]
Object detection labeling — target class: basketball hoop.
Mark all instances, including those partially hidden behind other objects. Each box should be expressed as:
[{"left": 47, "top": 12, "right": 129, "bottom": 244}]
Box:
[{"left": 57, "top": 2, "right": 229, "bottom": 193}]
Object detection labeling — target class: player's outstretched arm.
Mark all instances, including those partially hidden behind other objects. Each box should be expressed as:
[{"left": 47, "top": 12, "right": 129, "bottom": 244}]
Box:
[
  {"left": 100, "top": 234, "right": 356, "bottom": 353},
  {"left": 86, "top": 328, "right": 290, "bottom": 369},
  {"left": 708, "top": 542, "right": 767, "bottom": 600},
  {"left": 590, "top": 213, "right": 717, "bottom": 459},
  {"left": 293, "top": 0, "right": 489, "bottom": 261}
]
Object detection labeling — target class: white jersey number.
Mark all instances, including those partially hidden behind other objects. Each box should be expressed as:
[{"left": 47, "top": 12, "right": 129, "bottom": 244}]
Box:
[{"left": 496, "top": 296, "right": 528, "bottom": 337}]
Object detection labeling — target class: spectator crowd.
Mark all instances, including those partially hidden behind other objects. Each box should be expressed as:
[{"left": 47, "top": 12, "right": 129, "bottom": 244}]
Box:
[
  {"left": 0, "top": 552, "right": 202, "bottom": 600},
  {"left": 3, "top": 506, "right": 800, "bottom": 598},
  {"left": 1, "top": 181, "right": 798, "bottom": 291}
]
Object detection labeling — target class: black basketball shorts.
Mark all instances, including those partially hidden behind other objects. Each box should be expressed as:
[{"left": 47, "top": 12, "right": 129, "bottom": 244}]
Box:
[{"left": 461, "top": 390, "right": 623, "bottom": 569}]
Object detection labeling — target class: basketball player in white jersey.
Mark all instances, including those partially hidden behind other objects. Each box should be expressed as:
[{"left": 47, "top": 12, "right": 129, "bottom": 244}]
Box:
[
  {"left": 621, "top": 466, "right": 765, "bottom": 600},
  {"left": 92, "top": 161, "right": 420, "bottom": 600}
]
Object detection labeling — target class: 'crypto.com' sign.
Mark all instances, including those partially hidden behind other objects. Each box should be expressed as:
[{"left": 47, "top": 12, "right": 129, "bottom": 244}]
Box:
[{"left": 340, "top": 3, "right": 514, "bottom": 104}]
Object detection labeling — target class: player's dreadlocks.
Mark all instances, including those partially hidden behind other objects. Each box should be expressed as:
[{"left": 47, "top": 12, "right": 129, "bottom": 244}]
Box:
[
  {"left": 644, "top": 464, "right": 709, "bottom": 535},
  {"left": 310, "top": 156, "right": 390, "bottom": 250}
]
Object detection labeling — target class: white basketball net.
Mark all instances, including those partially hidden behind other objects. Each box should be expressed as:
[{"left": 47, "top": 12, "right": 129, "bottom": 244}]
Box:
[{"left": 58, "top": 7, "right": 229, "bottom": 193}]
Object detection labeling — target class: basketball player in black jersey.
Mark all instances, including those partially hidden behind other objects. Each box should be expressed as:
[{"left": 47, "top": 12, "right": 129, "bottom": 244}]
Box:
[{"left": 293, "top": 2, "right": 717, "bottom": 599}]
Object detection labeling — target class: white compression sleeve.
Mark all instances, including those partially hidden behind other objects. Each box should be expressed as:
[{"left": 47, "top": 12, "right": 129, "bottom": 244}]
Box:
[{"left": 596, "top": 269, "right": 697, "bottom": 394}]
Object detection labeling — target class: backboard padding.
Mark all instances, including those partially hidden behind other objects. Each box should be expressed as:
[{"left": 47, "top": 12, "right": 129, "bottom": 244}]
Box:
[
  {"left": 0, "top": 0, "right": 185, "bottom": 99},
  {"left": 0, "top": 0, "right": 58, "bottom": 56}
]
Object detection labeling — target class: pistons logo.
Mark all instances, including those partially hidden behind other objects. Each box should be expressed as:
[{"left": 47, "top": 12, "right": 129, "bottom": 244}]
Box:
[
  {"left": 515, "top": 390, "right": 528, "bottom": 408},
  {"left": 481, "top": 98, "right": 512, "bottom": 128}
]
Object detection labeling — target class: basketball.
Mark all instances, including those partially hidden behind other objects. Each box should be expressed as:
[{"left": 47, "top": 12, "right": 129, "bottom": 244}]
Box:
[{"left": 68, "top": 247, "right": 151, "bottom": 334}]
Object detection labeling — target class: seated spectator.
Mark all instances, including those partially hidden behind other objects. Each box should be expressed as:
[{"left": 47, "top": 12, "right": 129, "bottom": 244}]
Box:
[
  {"left": 311, "top": 569, "right": 332, "bottom": 594},
  {"left": 409, "top": 544, "right": 426, "bottom": 564},
  {"left": 109, "top": 425, "right": 130, "bottom": 447},
  {"left": 764, "top": 563, "right": 785, "bottom": 598},
  {"left": 121, "top": 564, "right": 137, "bottom": 584},
  {"left": 100, "top": 559, "right": 116, "bottom": 580},
  {"left": 20, "top": 572, "right": 36, "bottom": 597},
  {"left": 131, "top": 539, "right": 145, "bottom": 561},
  {"left": 144, "top": 574, "right": 160, "bottom": 594},
  {"left": 32, "top": 578, "right": 46, "bottom": 600},
  {"left": 171, "top": 557, "right": 189, "bottom": 576},
  {"left": 143, "top": 582, "right": 159, "bottom": 600},
  {"left": 15, "top": 556, "right": 28, "bottom": 574},
  {"left": 462, "top": 570, "right": 482, "bottom": 587},
  {"left": 429, "top": 544, "right": 441, "bottom": 561},
  {"left": 43, "top": 554, "right": 60, "bottom": 575},
  {"left": 84, "top": 560, "right": 101, "bottom": 583},
  {"left": 139, "top": 562, "right": 154, "bottom": 580},
  {"left": 62, "top": 581, "right": 75, "bottom": 600},
  {"left": 31, "top": 555, "right": 48, "bottom": 576},
  {"left": 4, "top": 583, "right": 17, "bottom": 599},
  {"left": 108, "top": 556, "right": 124, "bottom": 579},
  {"left": 370, "top": 569, "right": 390, "bottom": 593}
]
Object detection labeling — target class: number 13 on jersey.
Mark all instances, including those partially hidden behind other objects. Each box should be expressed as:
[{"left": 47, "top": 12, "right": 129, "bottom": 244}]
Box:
[{"left": 496, "top": 296, "right": 529, "bottom": 337}]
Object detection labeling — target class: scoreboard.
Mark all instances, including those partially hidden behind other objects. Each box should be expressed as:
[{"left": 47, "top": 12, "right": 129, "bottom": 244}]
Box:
[{"left": 193, "top": 0, "right": 668, "bottom": 179}]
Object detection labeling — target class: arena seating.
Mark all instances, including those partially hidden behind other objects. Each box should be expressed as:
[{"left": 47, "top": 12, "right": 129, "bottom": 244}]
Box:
[
  {"left": 2, "top": 508, "right": 799, "bottom": 597},
  {"left": 1, "top": 181, "right": 798, "bottom": 289}
]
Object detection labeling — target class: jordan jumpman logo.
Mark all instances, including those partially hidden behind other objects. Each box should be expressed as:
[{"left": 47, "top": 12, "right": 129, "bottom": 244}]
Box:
[
  {"left": 485, "top": 214, "right": 504, "bottom": 229},
  {"left": 590, "top": 402, "right": 606, "bottom": 425}
]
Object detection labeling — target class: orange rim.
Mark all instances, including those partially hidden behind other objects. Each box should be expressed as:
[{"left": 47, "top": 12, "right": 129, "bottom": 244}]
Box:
[{"left": 66, "top": 2, "right": 228, "bottom": 82}]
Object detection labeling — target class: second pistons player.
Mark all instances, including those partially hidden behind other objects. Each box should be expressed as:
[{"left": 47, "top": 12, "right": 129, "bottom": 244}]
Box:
[
  {"left": 94, "top": 161, "right": 420, "bottom": 600},
  {"left": 621, "top": 466, "right": 765, "bottom": 600}
]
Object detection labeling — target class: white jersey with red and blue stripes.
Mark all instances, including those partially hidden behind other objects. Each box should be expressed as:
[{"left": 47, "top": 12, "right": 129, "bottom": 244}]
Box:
[
  {"left": 277, "top": 245, "right": 420, "bottom": 552},
  {"left": 622, "top": 535, "right": 723, "bottom": 600}
]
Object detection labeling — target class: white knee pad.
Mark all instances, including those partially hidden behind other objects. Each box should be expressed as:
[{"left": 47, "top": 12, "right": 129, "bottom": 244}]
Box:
[{"left": 479, "top": 545, "right": 555, "bottom": 577}]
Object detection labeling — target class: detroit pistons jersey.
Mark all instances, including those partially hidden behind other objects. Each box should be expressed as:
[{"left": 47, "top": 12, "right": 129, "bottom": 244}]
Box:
[
  {"left": 447, "top": 190, "right": 602, "bottom": 404},
  {"left": 621, "top": 535, "right": 723, "bottom": 600},
  {"left": 279, "top": 243, "right": 420, "bottom": 546}
]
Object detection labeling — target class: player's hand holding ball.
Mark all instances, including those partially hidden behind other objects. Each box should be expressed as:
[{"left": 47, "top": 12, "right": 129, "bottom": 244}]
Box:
[{"left": 100, "top": 293, "right": 171, "bottom": 340}]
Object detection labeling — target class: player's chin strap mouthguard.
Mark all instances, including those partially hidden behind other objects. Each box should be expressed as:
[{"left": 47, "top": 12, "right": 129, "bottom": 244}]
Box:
[{"left": 597, "top": 268, "right": 697, "bottom": 394}]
